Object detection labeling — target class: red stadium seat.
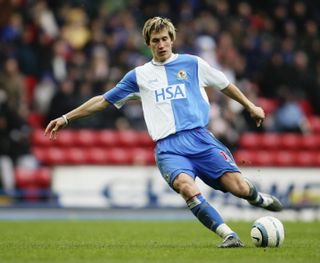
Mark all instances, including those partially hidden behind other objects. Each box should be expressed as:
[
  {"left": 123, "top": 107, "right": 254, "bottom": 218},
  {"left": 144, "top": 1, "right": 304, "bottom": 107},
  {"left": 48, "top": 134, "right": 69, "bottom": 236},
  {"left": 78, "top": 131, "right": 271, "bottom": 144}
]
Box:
[
  {"left": 73, "top": 129, "right": 98, "bottom": 147},
  {"left": 254, "top": 150, "right": 275, "bottom": 166},
  {"left": 257, "top": 98, "right": 279, "bottom": 115},
  {"left": 107, "top": 147, "right": 132, "bottom": 164},
  {"left": 34, "top": 168, "right": 51, "bottom": 188},
  {"left": 95, "top": 130, "right": 119, "bottom": 147},
  {"left": 15, "top": 169, "right": 38, "bottom": 188},
  {"left": 28, "top": 112, "right": 45, "bottom": 128},
  {"left": 309, "top": 116, "right": 320, "bottom": 133},
  {"left": 117, "top": 130, "right": 140, "bottom": 147},
  {"left": 137, "top": 131, "right": 155, "bottom": 147},
  {"left": 260, "top": 133, "right": 281, "bottom": 150},
  {"left": 233, "top": 149, "right": 256, "bottom": 166},
  {"left": 31, "top": 129, "right": 53, "bottom": 147},
  {"left": 274, "top": 151, "right": 297, "bottom": 166},
  {"left": 300, "top": 134, "right": 320, "bottom": 150},
  {"left": 86, "top": 147, "right": 109, "bottom": 164},
  {"left": 298, "top": 99, "right": 314, "bottom": 117},
  {"left": 64, "top": 147, "right": 88, "bottom": 164},
  {"left": 315, "top": 152, "right": 320, "bottom": 166},
  {"left": 15, "top": 168, "right": 51, "bottom": 188},
  {"left": 131, "top": 147, "right": 155, "bottom": 165},
  {"left": 295, "top": 151, "right": 317, "bottom": 166},
  {"left": 280, "top": 133, "right": 301, "bottom": 150},
  {"left": 55, "top": 130, "right": 75, "bottom": 147},
  {"left": 238, "top": 133, "right": 261, "bottom": 149},
  {"left": 34, "top": 147, "right": 67, "bottom": 165}
]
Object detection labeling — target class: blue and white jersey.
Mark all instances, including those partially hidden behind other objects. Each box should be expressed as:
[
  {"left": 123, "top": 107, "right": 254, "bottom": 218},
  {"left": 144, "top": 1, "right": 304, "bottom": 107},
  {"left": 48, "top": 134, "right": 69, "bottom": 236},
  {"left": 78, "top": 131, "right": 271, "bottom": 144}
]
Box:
[{"left": 104, "top": 54, "right": 229, "bottom": 141}]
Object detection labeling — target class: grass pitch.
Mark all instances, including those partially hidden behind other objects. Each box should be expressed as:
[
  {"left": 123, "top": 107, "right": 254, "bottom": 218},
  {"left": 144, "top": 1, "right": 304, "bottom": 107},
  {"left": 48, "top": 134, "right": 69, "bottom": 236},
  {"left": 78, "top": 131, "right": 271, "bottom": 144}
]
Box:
[{"left": 0, "top": 220, "right": 319, "bottom": 263}]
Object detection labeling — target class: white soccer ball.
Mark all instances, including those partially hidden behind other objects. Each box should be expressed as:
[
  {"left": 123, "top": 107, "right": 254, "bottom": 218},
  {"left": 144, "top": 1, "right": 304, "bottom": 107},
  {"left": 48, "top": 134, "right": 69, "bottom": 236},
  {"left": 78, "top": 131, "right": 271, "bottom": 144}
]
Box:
[{"left": 250, "top": 216, "right": 285, "bottom": 247}]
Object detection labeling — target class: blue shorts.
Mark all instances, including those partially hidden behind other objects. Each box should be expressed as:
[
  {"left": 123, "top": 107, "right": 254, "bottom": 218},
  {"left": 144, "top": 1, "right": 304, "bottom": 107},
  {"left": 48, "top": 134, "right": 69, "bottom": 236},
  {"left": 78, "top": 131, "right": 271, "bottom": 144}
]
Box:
[{"left": 155, "top": 127, "right": 240, "bottom": 192}]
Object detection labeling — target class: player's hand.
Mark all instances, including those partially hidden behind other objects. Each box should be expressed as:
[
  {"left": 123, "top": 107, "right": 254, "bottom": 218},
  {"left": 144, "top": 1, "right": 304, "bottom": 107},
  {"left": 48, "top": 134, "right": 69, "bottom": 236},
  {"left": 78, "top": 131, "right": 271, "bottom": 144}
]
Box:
[
  {"left": 249, "top": 106, "right": 265, "bottom": 127},
  {"left": 44, "top": 116, "right": 67, "bottom": 140}
]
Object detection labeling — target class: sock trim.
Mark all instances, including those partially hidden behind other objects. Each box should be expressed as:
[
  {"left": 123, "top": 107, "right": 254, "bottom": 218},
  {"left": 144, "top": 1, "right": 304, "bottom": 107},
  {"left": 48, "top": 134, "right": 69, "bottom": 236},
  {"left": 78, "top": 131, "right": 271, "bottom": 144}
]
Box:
[
  {"left": 186, "top": 192, "right": 201, "bottom": 202},
  {"left": 186, "top": 193, "right": 202, "bottom": 209}
]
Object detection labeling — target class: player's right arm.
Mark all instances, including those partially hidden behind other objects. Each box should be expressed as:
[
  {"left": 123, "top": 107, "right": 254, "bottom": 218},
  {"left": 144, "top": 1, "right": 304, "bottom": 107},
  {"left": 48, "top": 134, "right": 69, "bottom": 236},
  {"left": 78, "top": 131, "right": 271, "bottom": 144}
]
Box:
[{"left": 44, "top": 95, "right": 109, "bottom": 140}]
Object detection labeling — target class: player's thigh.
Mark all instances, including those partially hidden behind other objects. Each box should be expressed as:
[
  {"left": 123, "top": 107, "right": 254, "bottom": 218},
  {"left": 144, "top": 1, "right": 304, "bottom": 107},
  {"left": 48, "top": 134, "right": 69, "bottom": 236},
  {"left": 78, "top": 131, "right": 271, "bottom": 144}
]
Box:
[
  {"left": 155, "top": 152, "right": 196, "bottom": 189},
  {"left": 195, "top": 145, "right": 240, "bottom": 191}
]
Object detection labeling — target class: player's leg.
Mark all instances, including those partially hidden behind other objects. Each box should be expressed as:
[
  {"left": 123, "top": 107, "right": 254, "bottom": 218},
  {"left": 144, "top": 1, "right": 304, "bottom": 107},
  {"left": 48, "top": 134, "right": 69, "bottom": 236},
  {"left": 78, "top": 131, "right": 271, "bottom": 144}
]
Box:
[
  {"left": 172, "top": 173, "right": 244, "bottom": 248},
  {"left": 219, "top": 172, "right": 283, "bottom": 212},
  {"left": 192, "top": 129, "right": 283, "bottom": 212},
  {"left": 155, "top": 128, "right": 243, "bottom": 247}
]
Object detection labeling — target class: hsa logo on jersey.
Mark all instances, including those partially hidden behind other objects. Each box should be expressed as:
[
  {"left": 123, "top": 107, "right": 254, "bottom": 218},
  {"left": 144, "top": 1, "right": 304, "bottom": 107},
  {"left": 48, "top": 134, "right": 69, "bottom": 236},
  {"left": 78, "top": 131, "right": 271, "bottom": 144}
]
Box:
[{"left": 154, "top": 84, "right": 186, "bottom": 103}]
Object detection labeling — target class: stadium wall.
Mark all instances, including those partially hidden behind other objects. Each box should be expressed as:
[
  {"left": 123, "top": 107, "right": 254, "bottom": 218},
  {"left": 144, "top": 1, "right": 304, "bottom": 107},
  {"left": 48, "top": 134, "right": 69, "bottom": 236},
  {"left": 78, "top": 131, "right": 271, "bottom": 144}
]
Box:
[{"left": 52, "top": 166, "right": 320, "bottom": 221}]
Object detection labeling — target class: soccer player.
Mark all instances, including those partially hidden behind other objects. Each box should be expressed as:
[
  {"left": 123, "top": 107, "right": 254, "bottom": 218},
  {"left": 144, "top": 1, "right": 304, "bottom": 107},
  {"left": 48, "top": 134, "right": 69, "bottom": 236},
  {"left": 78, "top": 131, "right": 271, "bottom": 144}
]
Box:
[{"left": 45, "top": 17, "right": 283, "bottom": 248}]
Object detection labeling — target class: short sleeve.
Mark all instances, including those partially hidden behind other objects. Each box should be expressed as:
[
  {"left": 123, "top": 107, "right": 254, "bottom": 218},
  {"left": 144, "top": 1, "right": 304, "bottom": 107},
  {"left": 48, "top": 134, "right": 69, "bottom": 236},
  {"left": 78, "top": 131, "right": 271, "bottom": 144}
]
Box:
[
  {"left": 103, "top": 70, "right": 140, "bottom": 108},
  {"left": 197, "top": 56, "right": 230, "bottom": 90}
]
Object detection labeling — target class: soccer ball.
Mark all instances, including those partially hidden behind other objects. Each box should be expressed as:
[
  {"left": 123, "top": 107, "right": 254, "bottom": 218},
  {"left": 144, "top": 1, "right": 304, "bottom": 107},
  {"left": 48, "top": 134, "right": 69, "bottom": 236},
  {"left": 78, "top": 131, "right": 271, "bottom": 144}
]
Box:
[{"left": 250, "top": 216, "right": 285, "bottom": 247}]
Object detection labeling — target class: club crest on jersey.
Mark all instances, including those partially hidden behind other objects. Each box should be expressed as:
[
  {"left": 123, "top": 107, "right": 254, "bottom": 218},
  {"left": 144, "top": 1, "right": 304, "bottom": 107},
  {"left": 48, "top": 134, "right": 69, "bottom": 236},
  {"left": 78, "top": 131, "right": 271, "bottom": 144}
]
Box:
[
  {"left": 177, "top": 70, "right": 187, "bottom": 80},
  {"left": 154, "top": 84, "right": 186, "bottom": 103}
]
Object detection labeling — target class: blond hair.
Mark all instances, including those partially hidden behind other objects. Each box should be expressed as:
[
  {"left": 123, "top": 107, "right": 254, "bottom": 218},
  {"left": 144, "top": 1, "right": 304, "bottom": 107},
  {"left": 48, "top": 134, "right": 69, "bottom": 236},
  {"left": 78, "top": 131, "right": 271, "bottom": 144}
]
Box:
[{"left": 142, "top": 17, "right": 176, "bottom": 45}]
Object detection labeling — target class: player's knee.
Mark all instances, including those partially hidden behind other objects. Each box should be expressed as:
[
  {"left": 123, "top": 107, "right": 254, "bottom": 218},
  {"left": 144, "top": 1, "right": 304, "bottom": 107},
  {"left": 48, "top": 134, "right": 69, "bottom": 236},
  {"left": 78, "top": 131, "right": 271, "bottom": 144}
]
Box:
[
  {"left": 172, "top": 174, "right": 198, "bottom": 199},
  {"left": 221, "top": 172, "right": 250, "bottom": 197},
  {"left": 236, "top": 180, "right": 250, "bottom": 197}
]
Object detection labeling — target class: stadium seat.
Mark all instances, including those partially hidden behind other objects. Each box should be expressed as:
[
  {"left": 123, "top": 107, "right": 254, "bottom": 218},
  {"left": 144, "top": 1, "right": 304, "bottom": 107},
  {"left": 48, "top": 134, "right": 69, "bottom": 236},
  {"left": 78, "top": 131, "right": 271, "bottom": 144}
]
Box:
[
  {"left": 300, "top": 134, "right": 320, "bottom": 150},
  {"left": 86, "top": 147, "right": 110, "bottom": 164},
  {"left": 95, "top": 130, "right": 119, "bottom": 147},
  {"left": 15, "top": 167, "right": 51, "bottom": 188},
  {"left": 33, "top": 147, "right": 67, "bottom": 165},
  {"left": 72, "top": 129, "right": 99, "bottom": 147},
  {"left": 280, "top": 133, "right": 301, "bottom": 150},
  {"left": 274, "top": 151, "right": 297, "bottom": 166},
  {"left": 55, "top": 130, "right": 75, "bottom": 147},
  {"left": 31, "top": 129, "right": 53, "bottom": 147},
  {"left": 315, "top": 152, "right": 320, "bottom": 166},
  {"left": 34, "top": 168, "right": 51, "bottom": 188},
  {"left": 309, "top": 116, "right": 320, "bottom": 133},
  {"left": 238, "top": 133, "right": 261, "bottom": 149},
  {"left": 295, "top": 151, "right": 317, "bottom": 166},
  {"left": 28, "top": 112, "right": 45, "bottom": 128},
  {"left": 15, "top": 169, "right": 37, "bottom": 188},
  {"left": 260, "top": 133, "right": 281, "bottom": 150},
  {"left": 107, "top": 147, "right": 132, "bottom": 164},
  {"left": 254, "top": 150, "right": 275, "bottom": 166},
  {"left": 137, "top": 131, "right": 155, "bottom": 147},
  {"left": 257, "top": 98, "right": 279, "bottom": 115},
  {"left": 233, "top": 149, "right": 256, "bottom": 166},
  {"left": 117, "top": 130, "right": 140, "bottom": 147},
  {"left": 130, "top": 147, "right": 155, "bottom": 165},
  {"left": 64, "top": 147, "right": 88, "bottom": 164},
  {"left": 298, "top": 99, "right": 314, "bottom": 117}
]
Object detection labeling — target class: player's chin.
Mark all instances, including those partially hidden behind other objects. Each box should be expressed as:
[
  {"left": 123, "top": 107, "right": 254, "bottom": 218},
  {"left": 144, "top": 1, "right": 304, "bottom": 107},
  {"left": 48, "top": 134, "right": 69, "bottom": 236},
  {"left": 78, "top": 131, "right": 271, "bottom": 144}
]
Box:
[{"left": 157, "top": 51, "right": 169, "bottom": 60}]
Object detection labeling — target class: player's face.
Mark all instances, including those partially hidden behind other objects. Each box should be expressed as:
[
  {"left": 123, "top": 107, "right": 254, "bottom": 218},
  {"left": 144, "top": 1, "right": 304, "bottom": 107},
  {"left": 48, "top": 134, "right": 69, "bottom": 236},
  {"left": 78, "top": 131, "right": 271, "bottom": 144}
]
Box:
[{"left": 149, "top": 29, "right": 173, "bottom": 62}]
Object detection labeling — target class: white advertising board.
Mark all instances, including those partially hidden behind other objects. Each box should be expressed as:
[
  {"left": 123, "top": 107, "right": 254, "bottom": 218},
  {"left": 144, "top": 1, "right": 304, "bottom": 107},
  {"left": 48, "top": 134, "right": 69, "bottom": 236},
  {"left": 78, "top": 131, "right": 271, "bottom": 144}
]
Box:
[{"left": 52, "top": 166, "right": 320, "bottom": 220}]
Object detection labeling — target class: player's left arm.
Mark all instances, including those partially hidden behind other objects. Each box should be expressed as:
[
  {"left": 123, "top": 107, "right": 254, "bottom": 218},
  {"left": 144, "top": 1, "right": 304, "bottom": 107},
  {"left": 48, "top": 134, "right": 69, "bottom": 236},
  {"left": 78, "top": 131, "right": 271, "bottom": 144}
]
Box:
[{"left": 221, "top": 83, "right": 265, "bottom": 127}]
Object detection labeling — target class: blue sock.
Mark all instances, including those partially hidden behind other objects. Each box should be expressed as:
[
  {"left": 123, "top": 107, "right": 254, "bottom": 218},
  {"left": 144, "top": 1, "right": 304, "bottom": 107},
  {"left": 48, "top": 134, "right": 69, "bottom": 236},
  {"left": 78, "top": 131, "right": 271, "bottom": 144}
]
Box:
[{"left": 187, "top": 193, "right": 225, "bottom": 232}]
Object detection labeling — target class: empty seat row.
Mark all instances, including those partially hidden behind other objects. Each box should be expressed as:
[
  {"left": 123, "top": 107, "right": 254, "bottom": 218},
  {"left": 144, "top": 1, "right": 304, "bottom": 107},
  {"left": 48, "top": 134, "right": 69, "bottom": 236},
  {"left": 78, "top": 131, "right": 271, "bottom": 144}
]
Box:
[
  {"left": 308, "top": 116, "right": 320, "bottom": 133},
  {"left": 31, "top": 129, "right": 155, "bottom": 148},
  {"left": 15, "top": 167, "right": 51, "bottom": 189},
  {"left": 32, "top": 146, "right": 156, "bottom": 165},
  {"left": 239, "top": 132, "right": 320, "bottom": 150},
  {"left": 234, "top": 149, "right": 320, "bottom": 167}
]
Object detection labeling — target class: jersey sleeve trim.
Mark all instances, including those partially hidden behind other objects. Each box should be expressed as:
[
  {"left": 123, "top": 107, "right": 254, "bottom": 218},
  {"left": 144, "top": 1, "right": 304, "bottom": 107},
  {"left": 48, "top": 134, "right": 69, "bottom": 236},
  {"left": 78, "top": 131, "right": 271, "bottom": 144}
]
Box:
[
  {"left": 103, "top": 69, "right": 140, "bottom": 108},
  {"left": 197, "top": 56, "right": 230, "bottom": 90}
]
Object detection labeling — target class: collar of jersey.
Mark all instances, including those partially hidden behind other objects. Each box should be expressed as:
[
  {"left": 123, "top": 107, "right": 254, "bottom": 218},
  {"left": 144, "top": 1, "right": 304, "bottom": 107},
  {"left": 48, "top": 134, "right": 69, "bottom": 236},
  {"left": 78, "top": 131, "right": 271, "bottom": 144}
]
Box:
[{"left": 151, "top": 53, "right": 178, "bottom": 66}]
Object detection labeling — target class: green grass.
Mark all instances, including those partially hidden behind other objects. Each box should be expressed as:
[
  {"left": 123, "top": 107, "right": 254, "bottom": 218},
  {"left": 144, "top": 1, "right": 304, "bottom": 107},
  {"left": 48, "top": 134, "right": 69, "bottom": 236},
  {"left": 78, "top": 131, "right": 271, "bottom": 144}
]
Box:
[{"left": 0, "top": 220, "right": 319, "bottom": 263}]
